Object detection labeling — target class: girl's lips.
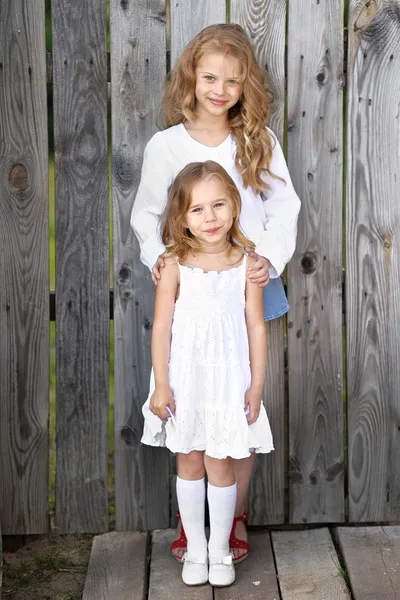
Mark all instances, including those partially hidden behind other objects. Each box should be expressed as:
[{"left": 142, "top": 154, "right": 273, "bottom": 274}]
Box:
[
  {"left": 209, "top": 98, "right": 227, "bottom": 106},
  {"left": 204, "top": 227, "right": 221, "bottom": 234}
]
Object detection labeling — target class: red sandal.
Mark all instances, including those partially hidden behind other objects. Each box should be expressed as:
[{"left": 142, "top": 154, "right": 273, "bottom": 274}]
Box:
[
  {"left": 171, "top": 513, "right": 187, "bottom": 563},
  {"left": 229, "top": 513, "right": 250, "bottom": 564}
]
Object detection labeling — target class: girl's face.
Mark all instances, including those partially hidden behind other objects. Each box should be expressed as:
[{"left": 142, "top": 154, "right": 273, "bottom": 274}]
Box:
[
  {"left": 184, "top": 176, "right": 235, "bottom": 248},
  {"left": 194, "top": 52, "right": 242, "bottom": 120}
]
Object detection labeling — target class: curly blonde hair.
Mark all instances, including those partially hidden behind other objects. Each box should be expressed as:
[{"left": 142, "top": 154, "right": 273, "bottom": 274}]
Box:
[
  {"left": 161, "top": 161, "right": 255, "bottom": 262},
  {"left": 160, "top": 24, "right": 278, "bottom": 194}
]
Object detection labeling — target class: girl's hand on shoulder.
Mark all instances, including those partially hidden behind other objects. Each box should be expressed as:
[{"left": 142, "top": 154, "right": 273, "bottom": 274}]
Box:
[
  {"left": 247, "top": 251, "right": 270, "bottom": 288},
  {"left": 152, "top": 254, "right": 167, "bottom": 285},
  {"left": 244, "top": 388, "right": 262, "bottom": 425},
  {"left": 149, "top": 386, "right": 175, "bottom": 420}
]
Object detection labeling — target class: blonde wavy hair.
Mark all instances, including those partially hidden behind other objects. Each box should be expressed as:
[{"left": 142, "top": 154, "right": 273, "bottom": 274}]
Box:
[
  {"left": 161, "top": 161, "right": 255, "bottom": 262},
  {"left": 160, "top": 24, "right": 278, "bottom": 194}
]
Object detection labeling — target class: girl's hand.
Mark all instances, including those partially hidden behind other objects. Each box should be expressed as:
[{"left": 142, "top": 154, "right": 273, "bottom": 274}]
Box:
[
  {"left": 244, "top": 388, "right": 262, "bottom": 425},
  {"left": 152, "top": 255, "right": 166, "bottom": 285},
  {"left": 248, "top": 252, "right": 270, "bottom": 288},
  {"left": 149, "top": 386, "right": 175, "bottom": 420}
]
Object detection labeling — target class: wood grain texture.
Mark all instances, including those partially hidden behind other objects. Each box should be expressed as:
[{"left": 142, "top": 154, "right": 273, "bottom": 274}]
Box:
[
  {"left": 230, "top": 0, "right": 286, "bottom": 143},
  {"left": 111, "top": 0, "right": 170, "bottom": 531},
  {"left": 337, "top": 526, "right": 400, "bottom": 600},
  {"left": 231, "top": 0, "right": 286, "bottom": 527},
  {"left": 0, "top": 0, "right": 49, "bottom": 534},
  {"left": 248, "top": 320, "right": 285, "bottom": 524},
  {"left": 272, "top": 529, "right": 349, "bottom": 600},
  {"left": 215, "top": 531, "right": 280, "bottom": 599},
  {"left": 149, "top": 530, "right": 213, "bottom": 600},
  {"left": 286, "top": 0, "right": 345, "bottom": 523},
  {"left": 170, "top": 0, "right": 226, "bottom": 66},
  {"left": 52, "top": 0, "right": 109, "bottom": 533},
  {"left": 82, "top": 531, "right": 148, "bottom": 600},
  {"left": 346, "top": 0, "right": 400, "bottom": 522}
]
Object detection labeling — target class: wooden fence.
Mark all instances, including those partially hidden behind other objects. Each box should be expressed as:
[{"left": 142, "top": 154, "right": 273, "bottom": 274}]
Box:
[{"left": 0, "top": 0, "right": 399, "bottom": 535}]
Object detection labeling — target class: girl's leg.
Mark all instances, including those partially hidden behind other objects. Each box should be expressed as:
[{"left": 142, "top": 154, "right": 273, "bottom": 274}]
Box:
[
  {"left": 176, "top": 451, "right": 208, "bottom": 561},
  {"left": 231, "top": 452, "right": 256, "bottom": 559},
  {"left": 205, "top": 456, "right": 236, "bottom": 587}
]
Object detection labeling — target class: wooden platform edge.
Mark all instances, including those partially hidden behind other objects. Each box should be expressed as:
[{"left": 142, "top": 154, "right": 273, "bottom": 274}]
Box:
[{"left": 82, "top": 531, "right": 148, "bottom": 600}]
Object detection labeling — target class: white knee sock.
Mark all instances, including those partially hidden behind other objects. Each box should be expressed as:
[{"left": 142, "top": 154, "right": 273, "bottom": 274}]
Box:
[
  {"left": 176, "top": 476, "right": 207, "bottom": 560},
  {"left": 207, "top": 482, "right": 237, "bottom": 561}
]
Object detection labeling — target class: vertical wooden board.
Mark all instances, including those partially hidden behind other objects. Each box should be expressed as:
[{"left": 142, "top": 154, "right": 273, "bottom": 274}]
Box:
[
  {"left": 0, "top": 0, "right": 49, "bottom": 534},
  {"left": 111, "top": 0, "right": 170, "bottom": 530},
  {"left": 82, "top": 531, "right": 148, "bottom": 600},
  {"left": 149, "top": 530, "right": 213, "bottom": 600},
  {"left": 170, "top": 0, "right": 226, "bottom": 66},
  {"left": 272, "top": 529, "right": 349, "bottom": 600},
  {"left": 231, "top": 0, "right": 287, "bottom": 524},
  {"left": 230, "top": 0, "right": 286, "bottom": 143},
  {"left": 346, "top": 1, "right": 400, "bottom": 521},
  {"left": 249, "top": 320, "right": 285, "bottom": 524},
  {"left": 215, "top": 531, "right": 280, "bottom": 599},
  {"left": 52, "top": 0, "right": 109, "bottom": 533},
  {"left": 286, "top": 0, "right": 345, "bottom": 523},
  {"left": 337, "top": 527, "right": 400, "bottom": 600}
]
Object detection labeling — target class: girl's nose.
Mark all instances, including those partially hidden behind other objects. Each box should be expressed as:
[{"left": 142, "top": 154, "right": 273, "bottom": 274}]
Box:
[
  {"left": 214, "top": 80, "right": 225, "bottom": 96},
  {"left": 205, "top": 209, "right": 216, "bottom": 222}
]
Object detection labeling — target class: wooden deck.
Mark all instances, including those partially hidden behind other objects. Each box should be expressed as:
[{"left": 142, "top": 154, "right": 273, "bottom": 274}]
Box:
[{"left": 82, "top": 526, "right": 400, "bottom": 600}]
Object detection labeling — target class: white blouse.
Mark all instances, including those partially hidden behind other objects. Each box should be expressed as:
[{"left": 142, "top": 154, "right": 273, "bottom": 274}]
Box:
[{"left": 131, "top": 124, "right": 300, "bottom": 278}]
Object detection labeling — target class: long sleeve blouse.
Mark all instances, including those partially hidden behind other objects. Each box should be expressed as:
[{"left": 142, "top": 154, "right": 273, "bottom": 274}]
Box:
[{"left": 131, "top": 123, "right": 301, "bottom": 278}]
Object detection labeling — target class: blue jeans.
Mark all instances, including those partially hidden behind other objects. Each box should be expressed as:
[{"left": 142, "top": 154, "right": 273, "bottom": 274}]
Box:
[{"left": 263, "top": 277, "right": 289, "bottom": 321}]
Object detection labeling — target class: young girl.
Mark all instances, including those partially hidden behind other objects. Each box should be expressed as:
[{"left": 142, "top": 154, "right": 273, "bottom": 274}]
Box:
[
  {"left": 131, "top": 24, "right": 300, "bottom": 563},
  {"left": 141, "top": 161, "right": 274, "bottom": 587}
]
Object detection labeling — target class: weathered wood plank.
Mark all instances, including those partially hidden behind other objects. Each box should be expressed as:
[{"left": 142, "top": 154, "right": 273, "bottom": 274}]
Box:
[
  {"left": 272, "top": 529, "right": 349, "bottom": 599},
  {"left": 346, "top": 0, "right": 400, "bottom": 522},
  {"left": 0, "top": 0, "right": 49, "bottom": 534},
  {"left": 286, "top": 0, "right": 345, "bottom": 523},
  {"left": 110, "top": 0, "right": 170, "bottom": 530},
  {"left": 149, "top": 530, "right": 212, "bottom": 600},
  {"left": 52, "top": 0, "right": 109, "bottom": 533},
  {"left": 230, "top": 0, "right": 286, "bottom": 143},
  {"left": 170, "top": 0, "right": 226, "bottom": 66},
  {"left": 82, "top": 531, "right": 148, "bottom": 600},
  {"left": 337, "top": 526, "right": 400, "bottom": 600},
  {"left": 231, "top": 0, "right": 287, "bottom": 526},
  {"left": 215, "top": 531, "right": 280, "bottom": 599}
]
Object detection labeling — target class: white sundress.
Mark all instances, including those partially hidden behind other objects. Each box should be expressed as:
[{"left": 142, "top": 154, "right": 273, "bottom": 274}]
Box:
[{"left": 141, "top": 255, "right": 274, "bottom": 459}]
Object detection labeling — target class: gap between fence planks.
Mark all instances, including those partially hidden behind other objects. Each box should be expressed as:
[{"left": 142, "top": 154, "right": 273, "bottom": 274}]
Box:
[
  {"left": 346, "top": 0, "right": 400, "bottom": 522},
  {"left": 52, "top": 0, "right": 109, "bottom": 533},
  {"left": 111, "top": 0, "right": 170, "bottom": 531},
  {"left": 0, "top": 0, "right": 49, "bottom": 535},
  {"left": 337, "top": 526, "right": 400, "bottom": 600},
  {"left": 231, "top": 0, "right": 287, "bottom": 526},
  {"left": 82, "top": 531, "right": 148, "bottom": 600},
  {"left": 286, "top": 0, "right": 345, "bottom": 523},
  {"left": 273, "top": 528, "right": 349, "bottom": 599}
]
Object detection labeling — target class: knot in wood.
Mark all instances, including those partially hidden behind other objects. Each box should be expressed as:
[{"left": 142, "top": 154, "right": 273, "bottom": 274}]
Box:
[
  {"left": 301, "top": 252, "right": 318, "bottom": 275},
  {"left": 120, "top": 0, "right": 128, "bottom": 9},
  {"left": 383, "top": 235, "right": 392, "bottom": 250},
  {"left": 119, "top": 265, "right": 131, "bottom": 281},
  {"left": 9, "top": 164, "right": 28, "bottom": 190}
]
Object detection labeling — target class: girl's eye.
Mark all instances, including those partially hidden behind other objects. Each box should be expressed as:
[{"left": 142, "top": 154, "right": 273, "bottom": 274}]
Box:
[
  {"left": 228, "top": 80, "right": 238, "bottom": 85},
  {"left": 191, "top": 207, "right": 202, "bottom": 213},
  {"left": 205, "top": 75, "right": 215, "bottom": 81},
  {"left": 214, "top": 202, "right": 224, "bottom": 208}
]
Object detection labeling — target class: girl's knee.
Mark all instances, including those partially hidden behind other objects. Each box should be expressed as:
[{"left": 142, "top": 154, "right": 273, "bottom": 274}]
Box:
[
  {"left": 205, "top": 456, "right": 235, "bottom": 487},
  {"left": 177, "top": 451, "right": 205, "bottom": 480}
]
